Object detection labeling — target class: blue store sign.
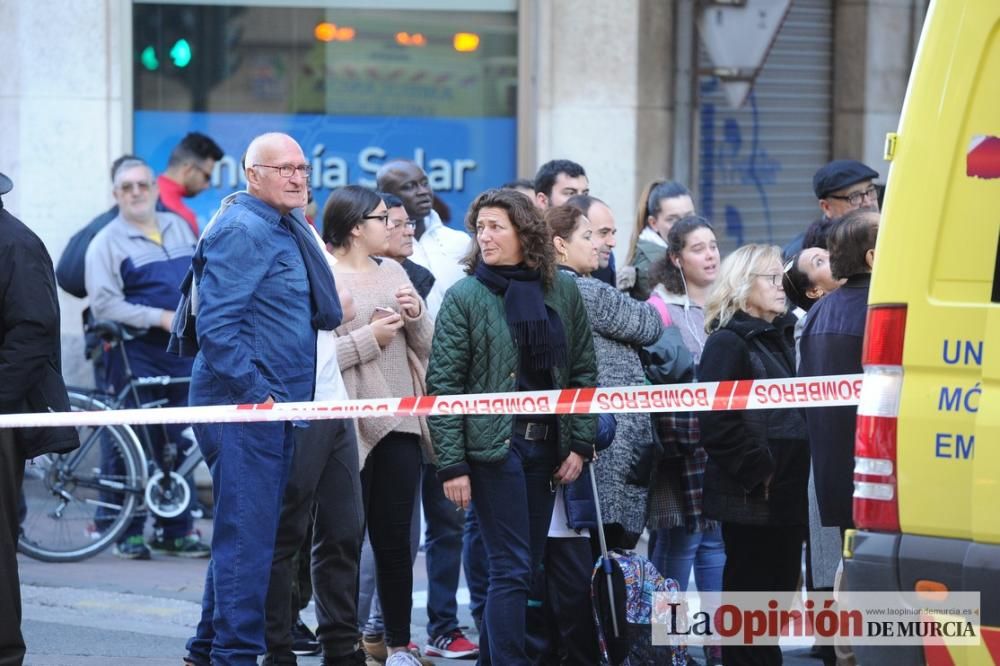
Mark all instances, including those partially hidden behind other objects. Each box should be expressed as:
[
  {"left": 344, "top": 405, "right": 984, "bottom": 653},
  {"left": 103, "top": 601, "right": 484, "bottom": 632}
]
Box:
[{"left": 135, "top": 110, "right": 516, "bottom": 231}]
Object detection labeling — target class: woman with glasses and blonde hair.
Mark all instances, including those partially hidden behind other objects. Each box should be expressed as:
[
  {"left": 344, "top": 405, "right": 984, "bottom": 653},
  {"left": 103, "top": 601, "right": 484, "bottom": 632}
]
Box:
[
  {"left": 323, "top": 185, "right": 434, "bottom": 665},
  {"left": 698, "top": 243, "right": 809, "bottom": 666}
]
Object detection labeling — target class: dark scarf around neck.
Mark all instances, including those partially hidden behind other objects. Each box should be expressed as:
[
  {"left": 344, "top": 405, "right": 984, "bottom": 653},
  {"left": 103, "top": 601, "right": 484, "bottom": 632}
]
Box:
[
  {"left": 474, "top": 262, "right": 567, "bottom": 371},
  {"left": 286, "top": 213, "right": 342, "bottom": 331}
]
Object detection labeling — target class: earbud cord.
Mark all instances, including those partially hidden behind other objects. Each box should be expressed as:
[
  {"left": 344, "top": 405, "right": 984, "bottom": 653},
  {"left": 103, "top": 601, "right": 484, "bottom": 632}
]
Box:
[{"left": 678, "top": 266, "right": 705, "bottom": 355}]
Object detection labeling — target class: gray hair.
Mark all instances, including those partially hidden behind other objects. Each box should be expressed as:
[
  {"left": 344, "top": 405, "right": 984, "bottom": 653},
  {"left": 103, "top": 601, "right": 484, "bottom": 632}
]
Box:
[{"left": 112, "top": 158, "right": 152, "bottom": 186}]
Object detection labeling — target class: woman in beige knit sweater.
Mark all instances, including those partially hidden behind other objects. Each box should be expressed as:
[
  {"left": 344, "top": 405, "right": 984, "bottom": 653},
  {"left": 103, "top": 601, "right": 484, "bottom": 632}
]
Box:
[{"left": 321, "top": 185, "right": 433, "bottom": 663}]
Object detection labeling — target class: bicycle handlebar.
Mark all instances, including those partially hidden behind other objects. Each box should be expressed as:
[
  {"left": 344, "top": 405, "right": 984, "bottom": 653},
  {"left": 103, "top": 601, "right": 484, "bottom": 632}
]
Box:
[{"left": 86, "top": 318, "right": 146, "bottom": 345}]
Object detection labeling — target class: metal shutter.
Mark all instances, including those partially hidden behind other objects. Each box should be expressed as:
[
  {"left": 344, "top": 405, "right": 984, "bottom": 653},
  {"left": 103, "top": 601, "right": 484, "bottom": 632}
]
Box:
[{"left": 695, "top": 0, "right": 833, "bottom": 253}]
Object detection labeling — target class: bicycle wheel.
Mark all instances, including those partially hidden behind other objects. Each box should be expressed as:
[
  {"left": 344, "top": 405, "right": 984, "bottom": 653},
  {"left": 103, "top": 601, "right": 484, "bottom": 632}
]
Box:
[{"left": 18, "top": 392, "right": 145, "bottom": 562}]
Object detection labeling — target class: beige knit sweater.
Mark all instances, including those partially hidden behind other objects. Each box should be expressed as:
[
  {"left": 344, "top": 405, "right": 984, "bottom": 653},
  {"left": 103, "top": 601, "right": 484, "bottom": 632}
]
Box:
[{"left": 334, "top": 258, "right": 434, "bottom": 468}]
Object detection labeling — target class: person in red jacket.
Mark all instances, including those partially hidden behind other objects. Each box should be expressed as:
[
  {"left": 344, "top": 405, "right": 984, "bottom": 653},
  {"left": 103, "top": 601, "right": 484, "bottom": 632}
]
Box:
[{"left": 157, "top": 132, "right": 224, "bottom": 236}]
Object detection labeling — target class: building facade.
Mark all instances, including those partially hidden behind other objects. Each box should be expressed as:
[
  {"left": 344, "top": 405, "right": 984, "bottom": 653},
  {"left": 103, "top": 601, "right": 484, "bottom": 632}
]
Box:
[{"left": 0, "top": 0, "right": 927, "bottom": 383}]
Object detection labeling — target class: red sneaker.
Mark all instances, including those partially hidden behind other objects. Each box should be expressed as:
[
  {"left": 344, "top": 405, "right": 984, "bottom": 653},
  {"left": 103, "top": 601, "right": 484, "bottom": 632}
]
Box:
[{"left": 424, "top": 629, "right": 479, "bottom": 659}]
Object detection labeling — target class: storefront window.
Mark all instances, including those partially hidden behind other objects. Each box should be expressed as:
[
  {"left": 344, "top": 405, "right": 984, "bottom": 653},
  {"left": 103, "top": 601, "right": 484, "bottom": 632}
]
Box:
[{"left": 133, "top": 2, "right": 517, "bottom": 228}]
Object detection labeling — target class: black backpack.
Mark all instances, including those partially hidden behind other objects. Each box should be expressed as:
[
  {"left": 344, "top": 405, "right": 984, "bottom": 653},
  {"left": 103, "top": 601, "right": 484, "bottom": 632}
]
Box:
[
  {"left": 56, "top": 206, "right": 118, "bottom": 298},
  {"left": 57, "top": 199, "right": 171, "bottom": 298}
]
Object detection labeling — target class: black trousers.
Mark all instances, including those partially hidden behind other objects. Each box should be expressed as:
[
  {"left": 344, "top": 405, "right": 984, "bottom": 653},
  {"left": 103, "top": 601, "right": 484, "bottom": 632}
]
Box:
[
  {"left": 0, "top": 429, "right": 26, "bottom": 666},
  {"left": 265, "top": 419, "right": 364, "bottom": 662},
  {"left": 361, "top": 432, "right": 421, "bottom": 649},
  {"left": 720, "top": 522, "right": 806, "bottom": 666}
]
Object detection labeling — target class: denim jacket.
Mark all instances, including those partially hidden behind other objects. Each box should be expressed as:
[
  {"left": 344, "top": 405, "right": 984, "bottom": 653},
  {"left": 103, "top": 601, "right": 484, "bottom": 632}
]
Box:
[{"left": 190, "top": 192, "right": 316, "bottom": 405}]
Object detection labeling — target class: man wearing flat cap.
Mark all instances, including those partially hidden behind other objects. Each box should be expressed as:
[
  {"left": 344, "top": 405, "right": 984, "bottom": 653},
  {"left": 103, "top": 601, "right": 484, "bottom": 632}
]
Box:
[
  {"left": 0, "top": 171, "right": 77, "bottom": 664},
  {"left": 813, "top": 159, "right": 880, "bottom": 221}
]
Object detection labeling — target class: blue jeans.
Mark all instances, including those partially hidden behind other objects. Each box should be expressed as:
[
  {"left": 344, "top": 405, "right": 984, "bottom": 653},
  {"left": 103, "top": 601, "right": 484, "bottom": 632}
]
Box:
[
  {"left": 462, "top": 505, "right": 488, "bottom": 633},
  {"left": 651, "top": 524, "right": 726, "bottom": 593},
  {"left": 421, "top": 462, "right": 464, "bottom": 639},
  {"left": 185, "top": 419, "right": 296, "bottom": 666},
  {"left": 470, "top": 436, "right": 557, "bottom": 666}
]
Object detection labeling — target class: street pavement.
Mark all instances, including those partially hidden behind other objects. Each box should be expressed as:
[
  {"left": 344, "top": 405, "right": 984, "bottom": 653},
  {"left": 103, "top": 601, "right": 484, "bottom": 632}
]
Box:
[{"left": 18, "top": 518, "right": 820, "bottom": 665}]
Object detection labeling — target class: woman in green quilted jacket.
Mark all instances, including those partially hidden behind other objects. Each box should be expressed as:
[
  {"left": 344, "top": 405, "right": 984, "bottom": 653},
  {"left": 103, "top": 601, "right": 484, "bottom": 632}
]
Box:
[{"left": 426, "top": 188, "right": 597, "bottom": 665}]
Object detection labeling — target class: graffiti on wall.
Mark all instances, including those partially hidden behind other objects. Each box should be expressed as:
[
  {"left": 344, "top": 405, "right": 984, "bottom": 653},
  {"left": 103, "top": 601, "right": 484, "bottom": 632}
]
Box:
[{"left": 699, "top": 79, "right": 782, "bottom": 247}]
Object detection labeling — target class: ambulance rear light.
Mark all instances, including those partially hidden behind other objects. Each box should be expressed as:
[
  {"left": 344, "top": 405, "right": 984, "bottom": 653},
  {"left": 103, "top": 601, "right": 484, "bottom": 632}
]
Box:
[
  {"left": 854, "top": 305, "right": 906, "bottom": 533},
  {"left": 862, "top": 305, "right": 907, "bottom": 366}
]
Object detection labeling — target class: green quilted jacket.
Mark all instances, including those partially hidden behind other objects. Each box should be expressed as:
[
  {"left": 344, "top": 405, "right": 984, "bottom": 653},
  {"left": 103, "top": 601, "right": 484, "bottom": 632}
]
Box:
[{"left": 427, "top": 271, "right": 598, "bottom": 481}]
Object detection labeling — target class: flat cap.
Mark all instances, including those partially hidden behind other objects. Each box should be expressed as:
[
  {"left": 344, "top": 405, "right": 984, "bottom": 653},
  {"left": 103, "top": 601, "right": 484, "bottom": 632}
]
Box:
[
  {"left": 812, "top": 160, "right": 879, "bottom": 199},
  {"left": 0, "top": 172, "right": 11, "bottom": 196}
]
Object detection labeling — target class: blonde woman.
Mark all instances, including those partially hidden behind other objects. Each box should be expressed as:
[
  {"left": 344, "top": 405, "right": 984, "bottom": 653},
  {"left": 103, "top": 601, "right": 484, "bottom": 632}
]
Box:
[{"left": 697, "top": 244, "right": 808, "bottom": 666}]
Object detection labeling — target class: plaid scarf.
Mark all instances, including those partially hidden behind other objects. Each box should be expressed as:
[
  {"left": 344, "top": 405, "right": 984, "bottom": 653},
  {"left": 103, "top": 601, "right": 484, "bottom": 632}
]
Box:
[{"left": 654, "top": 411, "right": 714, "bottom": 533}]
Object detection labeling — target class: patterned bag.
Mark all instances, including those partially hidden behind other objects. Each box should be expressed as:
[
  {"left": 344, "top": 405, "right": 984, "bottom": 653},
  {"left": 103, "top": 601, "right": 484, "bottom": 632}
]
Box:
[{"left": 591, "top": 549, "right": 690, "bottom": 665}]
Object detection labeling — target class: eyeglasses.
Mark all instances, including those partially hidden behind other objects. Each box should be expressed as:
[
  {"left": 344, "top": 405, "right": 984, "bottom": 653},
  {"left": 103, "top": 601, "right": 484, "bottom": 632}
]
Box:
[
  {"left": 191, "top": 162, "right": 213, "bottom": 181},
  {"left": 752, "top": 273, "right": 783, "bottom": 286},
  {"left": 362, "top": 213, "right": 392, "bottom": 227},
  {"left": 117, "top": 181, "right": 152, "bottom": 194},
  {"left": 252, "top": 163, "right": 312, "bottom": 178},
  {"left": 826, "top": 185, "right": 878, "bottom": 207}
]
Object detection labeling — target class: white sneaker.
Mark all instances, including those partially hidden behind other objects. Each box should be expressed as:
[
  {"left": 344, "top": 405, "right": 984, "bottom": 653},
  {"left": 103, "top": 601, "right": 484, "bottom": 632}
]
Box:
[{"left": 384, "top": 651, "right": 424, "bottom": 666}]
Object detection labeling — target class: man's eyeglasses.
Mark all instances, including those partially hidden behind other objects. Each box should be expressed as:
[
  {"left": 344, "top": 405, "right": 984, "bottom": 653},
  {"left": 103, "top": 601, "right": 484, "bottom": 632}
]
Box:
[
  {"left": 391, "top": 219, "right": 418, "bottom": 230},
  {"left": 826, "top": 185, "right": 878, "bottom": 207},
  {"left": 752, "top": 273, "right": 783, "bottom": 286},
  {"left": 191, "top": 162, "right": 213, "bottom": 181},
  {"left": 117, "top": 181, "right": 152, "bottom": 194},
  {"left": 252, "top": 163, "right": 313, "bottom": 178}
]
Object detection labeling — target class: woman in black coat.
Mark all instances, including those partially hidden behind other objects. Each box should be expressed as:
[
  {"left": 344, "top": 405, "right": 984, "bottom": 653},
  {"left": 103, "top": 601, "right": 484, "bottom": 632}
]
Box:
[{"left": 698, "top": 243, "right": 809, "bottom": 666}]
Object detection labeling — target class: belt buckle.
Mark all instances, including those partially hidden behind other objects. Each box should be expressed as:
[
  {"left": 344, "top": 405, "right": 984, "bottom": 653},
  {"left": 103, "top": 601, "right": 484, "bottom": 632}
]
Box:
[{"left": 524, "top": 422, "right": 548, "bottom": 441}]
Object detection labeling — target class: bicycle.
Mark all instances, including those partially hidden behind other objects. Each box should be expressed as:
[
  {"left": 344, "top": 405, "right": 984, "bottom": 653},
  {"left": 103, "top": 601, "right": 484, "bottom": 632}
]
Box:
[{"left": 18, "top": 317, "right": 205, "bottom": 562}]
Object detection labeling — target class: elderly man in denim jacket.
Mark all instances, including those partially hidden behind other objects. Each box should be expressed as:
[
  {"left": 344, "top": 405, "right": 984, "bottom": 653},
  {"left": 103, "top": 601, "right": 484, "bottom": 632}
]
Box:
[{"left": 183, "top": 133, "right": 342, "bottom": 666}]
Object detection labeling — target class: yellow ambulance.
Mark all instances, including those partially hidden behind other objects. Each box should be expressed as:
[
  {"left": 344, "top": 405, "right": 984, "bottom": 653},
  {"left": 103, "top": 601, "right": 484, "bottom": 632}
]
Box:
[{"left": 843, "top": 0, "right": 1000, "bottom": 664}]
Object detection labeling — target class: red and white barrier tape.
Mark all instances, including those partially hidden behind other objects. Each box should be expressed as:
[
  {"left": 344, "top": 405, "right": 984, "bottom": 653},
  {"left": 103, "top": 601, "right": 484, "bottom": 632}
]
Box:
[{"left": 0, "top": 374, "right": 863, "bottom": 429}]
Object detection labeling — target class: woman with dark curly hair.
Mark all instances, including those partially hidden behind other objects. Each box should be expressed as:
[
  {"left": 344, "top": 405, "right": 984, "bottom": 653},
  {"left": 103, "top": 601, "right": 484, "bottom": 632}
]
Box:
[
  {"left": 645, "top": 215, "right": 724, "bottom": 665},
  {"left": 426, "top": 189, "right": 597, "bottom": 665}
]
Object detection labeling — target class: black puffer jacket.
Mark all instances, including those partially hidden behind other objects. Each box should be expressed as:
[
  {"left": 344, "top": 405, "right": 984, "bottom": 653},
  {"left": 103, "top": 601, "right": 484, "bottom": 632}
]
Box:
[{"left": 697, "top": 311, "right": 809, "bottom": 526}]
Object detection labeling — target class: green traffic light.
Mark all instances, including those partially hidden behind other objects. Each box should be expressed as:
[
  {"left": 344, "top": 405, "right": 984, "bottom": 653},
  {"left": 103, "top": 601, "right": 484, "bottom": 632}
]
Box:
[
  {"left": 170, "top": 39, "right": 192, "bottom": 68},
  {"left": 140, "top": 45, "right": 159, "bottom": 71}
]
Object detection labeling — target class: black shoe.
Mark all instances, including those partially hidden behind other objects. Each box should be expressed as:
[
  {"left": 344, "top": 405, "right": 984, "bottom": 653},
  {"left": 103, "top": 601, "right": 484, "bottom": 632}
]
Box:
[
  {"left": 292, "top": 616, "right": 321, "bottom": 656},
  {"left": 323, "top": 648, "right": 366, "bottom": 666}
]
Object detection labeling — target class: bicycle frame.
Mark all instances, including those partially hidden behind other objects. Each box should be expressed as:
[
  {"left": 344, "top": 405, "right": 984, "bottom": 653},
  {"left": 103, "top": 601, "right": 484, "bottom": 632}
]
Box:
[
  {"left": 61, "top": 392, "right": 149, "bottom": 496},
  {"left": 68, "top": 336, "right": 202, "bottom": 501}
]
